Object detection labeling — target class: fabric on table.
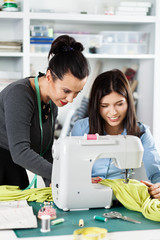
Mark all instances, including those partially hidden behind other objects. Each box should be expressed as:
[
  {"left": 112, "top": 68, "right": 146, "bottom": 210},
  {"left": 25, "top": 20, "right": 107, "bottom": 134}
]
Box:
[
  {"left": 99, "top": 179, "right": 160, "bottom": 222},
  {"left": 0, "top": 185, "right": 53, "bottom": 202},
  {"left": 1, "top": 179, "right": 160, "bottom": 222}
]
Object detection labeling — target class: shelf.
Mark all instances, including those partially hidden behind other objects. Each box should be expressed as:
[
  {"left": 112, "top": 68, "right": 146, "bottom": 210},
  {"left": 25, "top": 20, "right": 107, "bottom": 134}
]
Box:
[
  {"left": 30, "top": 52, "right": 155, "bottom": 59},
  {"left": 85, "top": 53, "right": 155, "bottom": 59},
  {"left": 29, "top": 12, "right": 156, "bottom": 24},
  {"left": 0, "top": 0, "right": 159, "bottom": 144},
  {"left": 0, "top": 52, "right": 23, "bottom": 57},
  {"left": 0, "top": 11, "right": 23, "bottom": 19}
]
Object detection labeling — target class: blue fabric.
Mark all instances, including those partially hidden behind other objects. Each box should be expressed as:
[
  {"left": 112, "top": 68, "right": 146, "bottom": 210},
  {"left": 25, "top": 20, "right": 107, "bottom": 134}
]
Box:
[{"left": 71, "top": 117, "right": 160, "bottom": 183}]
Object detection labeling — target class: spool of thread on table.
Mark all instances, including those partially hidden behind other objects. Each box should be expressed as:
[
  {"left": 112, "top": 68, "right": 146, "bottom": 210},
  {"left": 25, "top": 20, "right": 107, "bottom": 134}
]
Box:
[
  {"left": 51, "top": 218, "right": 65, "bottom": 226},
  {"left": 40, "top": 215, "right": 51, "bottom": 232},
  {"left": 94, "top": 216, "right": 107, "bottom": 222},
  {"left": 79, "top": 219, "right": 84, "bottom": 227}
]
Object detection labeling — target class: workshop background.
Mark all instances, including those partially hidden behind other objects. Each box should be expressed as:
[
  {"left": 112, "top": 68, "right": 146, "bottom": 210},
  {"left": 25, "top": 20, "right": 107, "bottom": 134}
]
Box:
[{"left": 0, "top": 0, "right": 160, "bottom": 187}]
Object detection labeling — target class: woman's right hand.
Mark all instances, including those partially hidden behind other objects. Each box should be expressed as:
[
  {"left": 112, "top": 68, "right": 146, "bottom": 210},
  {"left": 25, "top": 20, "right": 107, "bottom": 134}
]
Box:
[{"left": 141, "top": 180, "right": 160, "bottom": 200}]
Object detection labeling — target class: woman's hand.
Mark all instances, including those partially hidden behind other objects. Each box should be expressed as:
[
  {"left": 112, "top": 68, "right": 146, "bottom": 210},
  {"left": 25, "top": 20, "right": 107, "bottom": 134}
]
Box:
[
  {"left": 141, "top": 180, "right": 160, "bottom": 200},
  {"left": 92, "top": 177, "right": 102, "bottom": 183}
]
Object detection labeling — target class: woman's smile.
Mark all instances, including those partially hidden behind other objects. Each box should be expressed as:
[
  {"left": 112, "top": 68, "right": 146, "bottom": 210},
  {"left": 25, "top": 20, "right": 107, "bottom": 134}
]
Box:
[
  {"left": 108, "top": 116, "right": 120, "bottom": 122},
  {"left": 60, "top": 100, "right": 68, "bottom": 106}
]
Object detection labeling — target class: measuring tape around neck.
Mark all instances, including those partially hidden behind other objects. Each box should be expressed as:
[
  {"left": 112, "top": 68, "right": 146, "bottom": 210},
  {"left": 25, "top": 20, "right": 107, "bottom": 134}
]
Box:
[
  {"left": 34, "top": 76, "right": 43, "bottom": 153},
  {"left": 23, "top": 76, "right": 54, "bottom": 190},
  {"left": 34, "top": 76, "right": 54, "bottom": 156}
]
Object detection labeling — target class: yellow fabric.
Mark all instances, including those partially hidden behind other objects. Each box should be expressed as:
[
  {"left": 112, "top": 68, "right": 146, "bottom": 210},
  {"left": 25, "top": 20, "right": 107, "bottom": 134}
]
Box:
[
  {"left": 0, "top": 185, "right": 53, "bottom": 202},
  {"left": 100, "top": 179, "right": 160, "bottom": 222},
  {"left": 1, "top": 180, "right": 160, "bottom": 222},
  {"left": 73, "top": 227, "right": 107, "bottom": 240}
]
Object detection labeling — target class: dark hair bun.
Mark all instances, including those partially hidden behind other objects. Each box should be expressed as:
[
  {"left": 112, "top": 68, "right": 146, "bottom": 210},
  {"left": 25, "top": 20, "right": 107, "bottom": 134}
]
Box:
[{"left": 48, "top": 35, "right": 84, "bottom": 59}]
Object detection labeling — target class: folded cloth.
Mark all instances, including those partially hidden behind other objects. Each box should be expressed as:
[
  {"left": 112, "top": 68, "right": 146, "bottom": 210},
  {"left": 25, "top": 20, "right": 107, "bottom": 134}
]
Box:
[
  {"left": 99, "top": 179, "right": 160, "bottom": 222},
  {"left": 0, "top": 185, "right": 53, "bottom": 202}
]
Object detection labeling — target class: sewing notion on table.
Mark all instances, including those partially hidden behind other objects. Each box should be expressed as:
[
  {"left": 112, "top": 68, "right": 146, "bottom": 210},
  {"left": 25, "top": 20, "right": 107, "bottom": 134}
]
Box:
[
  {"left": 38, "top": 201, "right": 56, "bottom": 220},
  {"left": 52, "top": 134, "right": 144, "bottom": 211}
]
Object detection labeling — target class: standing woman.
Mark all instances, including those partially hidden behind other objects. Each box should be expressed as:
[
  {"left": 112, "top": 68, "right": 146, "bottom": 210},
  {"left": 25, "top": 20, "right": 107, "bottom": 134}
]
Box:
[
  {"left": 71, "top": 69, "right": 160, "bottom": 200},
  {"left": 0, "top": 35, "right": 89, "bottom": 189}
]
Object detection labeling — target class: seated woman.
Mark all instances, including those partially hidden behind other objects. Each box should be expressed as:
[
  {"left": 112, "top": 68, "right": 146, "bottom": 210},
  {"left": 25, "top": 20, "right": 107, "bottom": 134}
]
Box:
[{"left": 71, "top": 69, "right": 160, "bottom": 200}]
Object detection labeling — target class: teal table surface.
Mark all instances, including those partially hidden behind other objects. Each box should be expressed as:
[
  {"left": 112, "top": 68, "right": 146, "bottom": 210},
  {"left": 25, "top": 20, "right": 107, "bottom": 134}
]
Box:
[{"left": 14, "top": 201, "right": 160, "bottom": 238}]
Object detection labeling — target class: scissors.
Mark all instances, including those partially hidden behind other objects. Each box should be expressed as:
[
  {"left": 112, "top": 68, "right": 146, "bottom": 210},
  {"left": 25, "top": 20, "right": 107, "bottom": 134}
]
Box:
[{"left": 103, "top": 211, "right": 141, "bottom": 224}]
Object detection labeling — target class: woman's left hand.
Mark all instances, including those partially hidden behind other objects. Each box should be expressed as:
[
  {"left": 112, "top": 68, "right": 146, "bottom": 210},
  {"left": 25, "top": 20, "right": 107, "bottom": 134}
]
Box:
[
  {"left": 141, "top": 180, "right": 160, "bottom": 200},
  {"left": 92, "top": 177, "right": 102, "bottom": 183}
]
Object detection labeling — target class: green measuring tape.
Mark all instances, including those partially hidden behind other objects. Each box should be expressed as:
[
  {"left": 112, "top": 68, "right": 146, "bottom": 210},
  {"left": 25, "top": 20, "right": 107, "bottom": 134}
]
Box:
[{"left": 24, "top": 76, "right": 54, "bottom": 190}]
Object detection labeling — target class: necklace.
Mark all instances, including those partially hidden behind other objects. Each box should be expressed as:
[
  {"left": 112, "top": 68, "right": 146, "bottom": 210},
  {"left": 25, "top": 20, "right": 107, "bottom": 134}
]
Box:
[{"left": 41, "top": 101, "right": 51, "bottom": 122}]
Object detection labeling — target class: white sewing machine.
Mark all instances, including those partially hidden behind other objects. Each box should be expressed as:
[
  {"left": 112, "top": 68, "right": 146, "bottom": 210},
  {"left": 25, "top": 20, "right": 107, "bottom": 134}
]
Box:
[{"left": 52, "top": 134, "right": 144, "bottom": 211}]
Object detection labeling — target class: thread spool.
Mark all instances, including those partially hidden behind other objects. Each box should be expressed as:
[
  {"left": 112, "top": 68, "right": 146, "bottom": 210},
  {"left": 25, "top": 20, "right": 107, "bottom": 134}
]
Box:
[
  {"left": 79, "top": 219, "right": 84, "bottom": 227},
  {"left": 94, "top": 216, "right": 107, "bottom": 222},
  {"left": 51, "top": 218, "right": 65, "bottom": 226},
  {"left": 40, "top": 215, "right": 51, "bottom": 232}
]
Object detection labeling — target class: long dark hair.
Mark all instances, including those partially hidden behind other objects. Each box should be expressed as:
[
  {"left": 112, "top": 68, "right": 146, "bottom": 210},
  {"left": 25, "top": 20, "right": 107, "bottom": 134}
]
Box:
[
  {"left": 89, "top": 69, "right": 141, "bottom": 137},
  {"left": 47, "top": 35, "right": 89, "bottom": 80}
]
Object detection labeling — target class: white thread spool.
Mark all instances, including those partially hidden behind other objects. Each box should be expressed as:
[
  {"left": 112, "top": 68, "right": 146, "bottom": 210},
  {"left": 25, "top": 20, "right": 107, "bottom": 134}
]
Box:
[{"left": 40, "top": 215, "right": 51, "bottom": 232}]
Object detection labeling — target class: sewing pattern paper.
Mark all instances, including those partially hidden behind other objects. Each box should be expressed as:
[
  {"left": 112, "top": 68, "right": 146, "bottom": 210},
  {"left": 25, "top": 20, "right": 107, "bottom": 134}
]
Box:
[{"left": 0, "top": 200, "right": 37, "bottom": 229}]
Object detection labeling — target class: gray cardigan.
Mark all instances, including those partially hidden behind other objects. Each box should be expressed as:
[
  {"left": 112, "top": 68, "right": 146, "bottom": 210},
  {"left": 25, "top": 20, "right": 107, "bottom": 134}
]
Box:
[{"left": 0, "top": 77, "right": 58, "bottom": 184}]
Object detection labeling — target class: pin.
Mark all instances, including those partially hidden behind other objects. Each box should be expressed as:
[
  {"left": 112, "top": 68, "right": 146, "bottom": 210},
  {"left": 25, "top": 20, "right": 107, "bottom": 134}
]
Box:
[
  {"left": 51, "top": 218, "right": 65, "bottom": 226},
  {"left": 94, "top": 216, "right": 107, "bottom": 222},
  {"left": 79, "top": 219, "right": 84, "bottom": 227}
]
